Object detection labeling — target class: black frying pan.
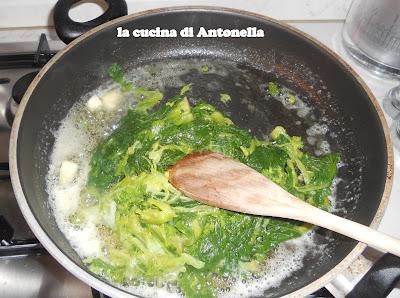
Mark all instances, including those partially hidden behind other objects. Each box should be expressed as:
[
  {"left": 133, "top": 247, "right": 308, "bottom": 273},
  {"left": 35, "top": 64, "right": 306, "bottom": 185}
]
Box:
[{"left": 9, "top": 1, "right": 395, "bottom": 297}]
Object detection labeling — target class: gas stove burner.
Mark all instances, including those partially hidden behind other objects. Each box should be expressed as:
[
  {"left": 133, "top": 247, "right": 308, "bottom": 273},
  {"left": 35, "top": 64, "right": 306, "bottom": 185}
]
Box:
[
  {"left": 12, "top": 71, "right": 39, "bottom": 104},
  {"left": 2, "top": 96, "right": 18, "bottom": 128},
  {"left": 2, "top": 71, "right": 39, "bottom": 127},
  {"left": 0, "top": 34, "right": 55, "bottom": 129},
  {"left": 0, "top": 34, "right": 56, "bottom": 70}
]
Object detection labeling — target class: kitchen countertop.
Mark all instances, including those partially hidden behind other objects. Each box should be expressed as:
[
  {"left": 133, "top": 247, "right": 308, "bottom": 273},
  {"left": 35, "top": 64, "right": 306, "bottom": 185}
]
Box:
[{"left": 0, "top": 18, "right": 399, "bottom": 297}]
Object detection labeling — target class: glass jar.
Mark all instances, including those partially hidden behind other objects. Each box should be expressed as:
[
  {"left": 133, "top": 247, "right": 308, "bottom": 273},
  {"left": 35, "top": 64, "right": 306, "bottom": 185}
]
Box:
[{"left": 342, "top": 0, "right": 400, "bottom": 77}]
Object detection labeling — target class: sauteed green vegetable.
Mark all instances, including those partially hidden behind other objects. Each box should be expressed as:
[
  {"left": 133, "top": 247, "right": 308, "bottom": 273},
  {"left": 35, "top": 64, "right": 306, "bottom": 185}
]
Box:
[{"left": 75, "top": 65, "right": 339, "bottom": 297}]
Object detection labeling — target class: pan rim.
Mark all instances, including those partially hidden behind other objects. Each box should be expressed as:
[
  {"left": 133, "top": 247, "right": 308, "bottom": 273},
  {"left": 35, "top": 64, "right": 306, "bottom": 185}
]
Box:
[{"left": 9, "top": 6, "right": 394, "bottom": 298}]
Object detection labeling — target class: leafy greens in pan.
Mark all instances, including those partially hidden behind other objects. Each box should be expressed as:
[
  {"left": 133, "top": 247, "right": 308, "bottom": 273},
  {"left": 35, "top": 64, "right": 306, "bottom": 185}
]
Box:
[{"left": 75, "top": 64, "right": 339, "bottom": 297}]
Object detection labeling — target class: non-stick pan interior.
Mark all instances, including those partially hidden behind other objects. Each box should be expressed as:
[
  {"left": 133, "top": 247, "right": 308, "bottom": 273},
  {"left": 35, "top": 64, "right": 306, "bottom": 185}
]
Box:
[{"left": 15, "top": 9, "right": 388, "bottom": 297}]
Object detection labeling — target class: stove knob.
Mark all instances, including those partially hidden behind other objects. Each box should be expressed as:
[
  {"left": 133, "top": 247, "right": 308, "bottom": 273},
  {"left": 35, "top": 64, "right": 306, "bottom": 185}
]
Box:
[{"left": 11, "top": 71, "right": 39, "bottom": 104}]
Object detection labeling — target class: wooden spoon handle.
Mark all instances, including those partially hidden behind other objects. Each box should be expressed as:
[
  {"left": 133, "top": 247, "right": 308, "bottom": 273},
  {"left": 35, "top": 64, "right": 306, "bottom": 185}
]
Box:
[
  {"left": 249, "top": 189, "right": 400, "bottom": 257},
  {"left": 292, "top": 202, "right": 400, "bottom": 257},
  {"left": 236, "top": 174, "right": 400, "bottom": 257}
]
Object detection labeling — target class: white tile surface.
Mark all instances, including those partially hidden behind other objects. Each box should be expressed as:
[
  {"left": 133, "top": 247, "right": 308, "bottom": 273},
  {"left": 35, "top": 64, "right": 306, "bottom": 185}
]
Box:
[{"left": 0, "top": 0, "right": 351, "bottom": 28}]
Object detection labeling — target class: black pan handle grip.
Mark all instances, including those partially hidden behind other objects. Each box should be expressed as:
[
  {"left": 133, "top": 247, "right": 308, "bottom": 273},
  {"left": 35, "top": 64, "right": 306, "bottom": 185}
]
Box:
[
  {"left": 346, "top": 253, "right": 400, "bottom": 298},
  {"left": 53, "top": 0, "right": 128, "bottom": 44}
]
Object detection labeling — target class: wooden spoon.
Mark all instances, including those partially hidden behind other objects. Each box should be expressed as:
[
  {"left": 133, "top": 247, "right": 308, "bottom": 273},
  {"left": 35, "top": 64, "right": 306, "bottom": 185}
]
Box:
[{"left": 168, "top": 151, "right": 400, "bottom": 257}]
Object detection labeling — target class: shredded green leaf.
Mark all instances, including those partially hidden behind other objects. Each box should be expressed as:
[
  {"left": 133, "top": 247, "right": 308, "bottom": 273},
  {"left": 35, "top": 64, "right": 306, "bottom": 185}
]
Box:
[
  {"left": 108, "top": 63, "right": 133, "bottom": 93},
  {"left": 220, "top": 93, "right": 231, "bottom": 104},
  {"left": 108, "top": 63, "right": 163, "bottom": 107},
  {"left": 133, "top": 87, "right": 163, "bottom": 112},
  {"left": 180, "top": 83, "right": 193, "bottom": 96},
  {"left": 267, "top": 82, "right": 280, "bottom": 96},
  {"left": 201, "top": 65, "right": 209, "bottom": 73},
  {"left": 287, "top": 93, "right": 297, "bottom": 105}
]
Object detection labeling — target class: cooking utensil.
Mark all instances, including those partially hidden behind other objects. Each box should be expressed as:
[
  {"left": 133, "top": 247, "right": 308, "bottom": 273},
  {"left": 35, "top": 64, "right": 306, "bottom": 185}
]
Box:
[
  {"left": 342, "top": 0, "right": 400, "bottom": 77},
  {"left": 9, "top": 1, "right": 395, "bottom": 297},
  {"left": 169, "top": 152, "right": 400, "bottom": 257}
]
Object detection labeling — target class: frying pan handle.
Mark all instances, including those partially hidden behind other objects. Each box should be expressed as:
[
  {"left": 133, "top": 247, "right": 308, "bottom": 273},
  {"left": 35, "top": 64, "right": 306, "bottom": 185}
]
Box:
[
  {"left": 53, "top": 0, "right": 128, "bottom": 44},
  {"left": 346, "top": 253, "right": 400, "bottom": 298}
]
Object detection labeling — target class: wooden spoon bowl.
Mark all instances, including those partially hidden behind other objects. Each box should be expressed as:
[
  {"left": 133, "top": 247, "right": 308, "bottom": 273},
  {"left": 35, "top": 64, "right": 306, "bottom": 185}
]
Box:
[{"left": 169, "top": 152, "right": 400, "bottom": 256}]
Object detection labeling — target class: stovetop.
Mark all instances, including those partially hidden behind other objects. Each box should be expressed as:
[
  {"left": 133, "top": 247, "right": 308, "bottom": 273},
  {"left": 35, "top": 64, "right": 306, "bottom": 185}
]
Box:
[
  {"left": 0, "top": 23, "right": 399, "bottom": 298},
  {"left": 0, "top": 35, "right": 101, "bottom": 298}
]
